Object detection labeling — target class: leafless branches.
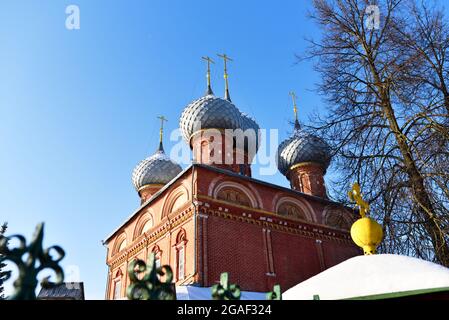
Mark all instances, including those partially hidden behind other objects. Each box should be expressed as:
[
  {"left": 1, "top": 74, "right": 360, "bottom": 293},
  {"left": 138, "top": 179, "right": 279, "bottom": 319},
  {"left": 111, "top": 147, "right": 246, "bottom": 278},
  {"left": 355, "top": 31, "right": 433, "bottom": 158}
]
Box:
[{"left": 306, "top": 0, "right": 449, "bottom": 265}]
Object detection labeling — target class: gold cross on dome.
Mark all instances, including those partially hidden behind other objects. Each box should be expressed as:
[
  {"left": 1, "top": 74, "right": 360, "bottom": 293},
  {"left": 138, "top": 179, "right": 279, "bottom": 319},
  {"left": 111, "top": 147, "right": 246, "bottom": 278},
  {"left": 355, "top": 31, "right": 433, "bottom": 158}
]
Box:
[
  {"left": 289, "top": 91, "right": 298, "bottom": 121},
  {"left": 202, "top": 56, "right": 215, "bottom": 89},
  {"left": 217, "top": 53, "right": 233, "bottom": 75},
  {"left": 348, "top": 182, "right": 370, "bottom": 217},
  {"left": 157, "top": 115, "right": 167, "bottom": 144},
  {"left": 217, "top": 53, "right": 233, "bottom": 101}
]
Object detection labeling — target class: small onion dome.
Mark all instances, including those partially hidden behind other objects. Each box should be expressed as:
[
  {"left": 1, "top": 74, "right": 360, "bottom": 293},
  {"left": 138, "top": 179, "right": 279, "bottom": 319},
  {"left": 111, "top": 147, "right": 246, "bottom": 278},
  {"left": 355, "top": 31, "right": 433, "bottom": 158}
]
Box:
[
  {"left": 277, "top": 127, "right": 332, "bottom": 177},
  {"left": 240, "top": 112, "right": 260, "bottom": 151},
  {"left": 179, "top": 94, "right": 244, "bottom": 145},
  {"left": 131, "top": 145, "right": 182, "bottom": 192}
]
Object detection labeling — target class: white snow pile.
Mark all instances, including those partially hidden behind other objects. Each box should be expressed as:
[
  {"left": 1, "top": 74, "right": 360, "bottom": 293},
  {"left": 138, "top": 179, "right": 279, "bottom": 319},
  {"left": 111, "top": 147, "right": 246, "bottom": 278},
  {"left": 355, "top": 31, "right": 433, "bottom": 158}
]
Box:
[{"left": 283, "top": 254, "right": 449, "bottom": 300}]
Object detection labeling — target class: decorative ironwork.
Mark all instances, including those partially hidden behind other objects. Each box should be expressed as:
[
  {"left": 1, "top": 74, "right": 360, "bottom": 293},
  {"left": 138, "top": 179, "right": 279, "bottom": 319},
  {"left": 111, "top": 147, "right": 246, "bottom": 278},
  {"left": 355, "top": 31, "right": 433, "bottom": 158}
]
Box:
[
  {"left": 266, "top": 284, "right": 282, "bottom": 300},
  {"left": 211, "top": 272, "right": 241, "bottom": 300},
  {"left": 126, "top": 252, "right": 176, "bottom": 300},
  {"left": 0, "top": 223, "right": 65, "bottom": 300}
]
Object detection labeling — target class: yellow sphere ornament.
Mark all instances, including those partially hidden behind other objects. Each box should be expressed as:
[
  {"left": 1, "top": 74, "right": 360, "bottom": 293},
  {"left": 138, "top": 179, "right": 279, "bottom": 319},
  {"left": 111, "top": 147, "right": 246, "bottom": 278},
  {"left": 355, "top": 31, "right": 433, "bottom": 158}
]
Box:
[{"left": 350, "top": 217, "right": 383, "bottom": 255}]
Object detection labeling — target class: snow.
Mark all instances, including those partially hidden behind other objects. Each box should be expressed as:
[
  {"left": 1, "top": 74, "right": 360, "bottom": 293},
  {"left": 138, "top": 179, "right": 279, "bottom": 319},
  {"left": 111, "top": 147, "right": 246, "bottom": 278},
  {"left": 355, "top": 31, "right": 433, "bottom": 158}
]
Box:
[
  {"left": 283, "top": 254, "right": 449, "bottom": 300},
  {"left": 176, "top": 285, "right": 267, "bottom": 300}
]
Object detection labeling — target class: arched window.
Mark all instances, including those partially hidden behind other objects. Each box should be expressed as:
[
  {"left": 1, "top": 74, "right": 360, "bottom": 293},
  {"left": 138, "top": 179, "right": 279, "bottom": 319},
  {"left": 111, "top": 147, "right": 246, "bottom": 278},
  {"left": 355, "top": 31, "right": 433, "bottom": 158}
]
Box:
[
  {"left": 277, "top": 203, "right": 307, "bottom": 221},
  {"left": 151, "top": 245, "right": 163, "bottom": 268},
  {"left": 216, "top": 187, "right": 251, "bottom": 207},
  {"left": 175, "top": 229, "right": 187, "bottom": 281},
  {"left": 112, "top": 270, "right": 123, "bottom": 300}
]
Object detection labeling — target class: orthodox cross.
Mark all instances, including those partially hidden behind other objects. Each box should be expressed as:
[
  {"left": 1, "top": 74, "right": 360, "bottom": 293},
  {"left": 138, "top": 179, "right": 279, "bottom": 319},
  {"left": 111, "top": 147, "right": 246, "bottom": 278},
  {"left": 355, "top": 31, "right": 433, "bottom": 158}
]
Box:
[
  {"left": 289, "top": 91, "right": 298, "bottom": 122},
  {"left": 202, "top": 56, "right": 215, "bottom": 94},
  {"left": 157, "top": 116, "right": 167, "bottom": 148},
  {"left": 348, "top": 182, "right": 370, "bottom": 217},
  {"left": 217, "top": 53, "right": 233, "bottom": 101},
  {"left": 289, "top": 91, "right": 300, "bottom": 129}
]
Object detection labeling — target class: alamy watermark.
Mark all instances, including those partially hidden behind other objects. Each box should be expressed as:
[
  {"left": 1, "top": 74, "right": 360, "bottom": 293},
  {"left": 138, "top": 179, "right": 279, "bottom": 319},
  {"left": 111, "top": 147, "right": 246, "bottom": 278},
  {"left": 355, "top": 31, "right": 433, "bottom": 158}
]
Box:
[
  {"left": 365, "top": 5, "right": 380, "bottom": 30},
  {"left": 168, "top": 126, "right": 282, "bottom": 177},
  {"left": 65, "top": 5, "right": 80, "bottom": 30}
]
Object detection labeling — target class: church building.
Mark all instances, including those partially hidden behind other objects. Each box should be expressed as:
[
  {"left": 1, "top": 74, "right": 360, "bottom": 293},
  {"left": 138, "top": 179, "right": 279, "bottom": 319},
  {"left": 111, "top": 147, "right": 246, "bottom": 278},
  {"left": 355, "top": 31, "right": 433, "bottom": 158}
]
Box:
[{"left": 103, "top": 56, "right": 359, "bottom": 300}]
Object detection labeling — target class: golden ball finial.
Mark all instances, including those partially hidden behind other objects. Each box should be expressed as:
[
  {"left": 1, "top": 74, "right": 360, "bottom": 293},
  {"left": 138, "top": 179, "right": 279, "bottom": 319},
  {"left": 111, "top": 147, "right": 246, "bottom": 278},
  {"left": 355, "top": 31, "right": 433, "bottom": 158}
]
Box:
[
  {"left": 350, "top": 217, "right": 383, "bottom": 255},
  {"left": 348, "top": 183, "right": 383, "bottom": 255}
]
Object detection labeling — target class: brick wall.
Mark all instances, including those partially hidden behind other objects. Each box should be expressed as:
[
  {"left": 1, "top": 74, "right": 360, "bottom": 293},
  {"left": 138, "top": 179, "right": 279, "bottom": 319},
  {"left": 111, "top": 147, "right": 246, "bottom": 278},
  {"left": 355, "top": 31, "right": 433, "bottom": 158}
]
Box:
[{"left": 105, "top": 165, "right": 361, "bottom": 298}]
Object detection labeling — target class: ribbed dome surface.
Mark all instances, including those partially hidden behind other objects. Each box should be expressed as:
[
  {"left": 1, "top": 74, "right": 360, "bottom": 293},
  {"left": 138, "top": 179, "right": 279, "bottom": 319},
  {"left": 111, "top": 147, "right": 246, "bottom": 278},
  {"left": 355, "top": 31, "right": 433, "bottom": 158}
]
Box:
[
  {"left": 179, "top": 94, "right": 244, "bottom": 144},
  {"left": 240, "top": 112, "right": 260, "bottom": 152},
  {"left": 277, "top": 128, "right": 331, "bottom": 176},
  {"left": 132, "top": 148, "right": 183, "bottom": 191}
]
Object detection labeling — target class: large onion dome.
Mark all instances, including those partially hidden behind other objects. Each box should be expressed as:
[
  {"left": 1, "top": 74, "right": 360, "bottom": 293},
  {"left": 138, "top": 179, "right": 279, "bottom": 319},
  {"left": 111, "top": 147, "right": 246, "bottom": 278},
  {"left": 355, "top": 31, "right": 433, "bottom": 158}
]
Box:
[
  {"left": 179, "top": 94, "right": 244, "bottom": 145},
  {"left": 132, "top": 143, "right": 182, "bottom": 192},
  {"left": 277, "top": 120, "right": 332, "bottom": 177},
  {"left": 240, "top": 112, "right": 260, "bottom": 152}
]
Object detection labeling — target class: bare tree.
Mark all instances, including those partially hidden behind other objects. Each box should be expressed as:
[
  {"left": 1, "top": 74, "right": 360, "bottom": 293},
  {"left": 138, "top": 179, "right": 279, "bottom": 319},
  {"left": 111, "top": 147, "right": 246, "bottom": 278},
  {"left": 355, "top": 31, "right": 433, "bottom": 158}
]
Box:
[
  {"left": 0, "top": 222, "right": 9, "bottom": 300},
  {"left": 304, "top": 0, "right": 449, "bottom": 265}
]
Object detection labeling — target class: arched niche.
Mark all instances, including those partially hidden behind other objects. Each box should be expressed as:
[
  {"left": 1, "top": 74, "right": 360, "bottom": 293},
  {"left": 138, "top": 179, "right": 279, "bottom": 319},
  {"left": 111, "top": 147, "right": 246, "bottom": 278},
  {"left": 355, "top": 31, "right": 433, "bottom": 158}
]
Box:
[
  {"left": 162, "top": 185, "right": 190, "bottom": 219},
  {"left": 212, "top": 181, "right": 259, "bottom": 208},
  {"left": 274, "top": 196, "right": 315, "bottom": 222},
  {"left": 133, "top": 211, "right": 154, "bottom": 240},
  {"left": 323, "top": 206, "right": 353, "bottom": 231},
  {"left": 113, "top": 233, "right": 127, "bottom": 255},
  {"left": 277, "top": 202, "right": 307, "bottom": 221}
]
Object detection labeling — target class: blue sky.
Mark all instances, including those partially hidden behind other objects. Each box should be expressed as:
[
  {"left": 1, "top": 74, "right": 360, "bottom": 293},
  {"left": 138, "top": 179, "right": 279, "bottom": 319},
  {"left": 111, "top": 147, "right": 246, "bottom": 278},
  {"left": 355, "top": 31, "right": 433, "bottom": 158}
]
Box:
[{"left": 0, "top": 0, "right": 327, "bottom": 299}]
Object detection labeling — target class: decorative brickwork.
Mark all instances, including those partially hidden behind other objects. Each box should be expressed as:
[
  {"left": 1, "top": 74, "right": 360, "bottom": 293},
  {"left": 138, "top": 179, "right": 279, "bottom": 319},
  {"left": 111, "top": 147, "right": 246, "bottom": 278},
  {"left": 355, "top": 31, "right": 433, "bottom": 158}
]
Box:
[
  {"left": 288, "top": 163, "right": 327, "bottom": 198},
  {"left": 104, "top": 165, "right": 359, "bottom": 299}
]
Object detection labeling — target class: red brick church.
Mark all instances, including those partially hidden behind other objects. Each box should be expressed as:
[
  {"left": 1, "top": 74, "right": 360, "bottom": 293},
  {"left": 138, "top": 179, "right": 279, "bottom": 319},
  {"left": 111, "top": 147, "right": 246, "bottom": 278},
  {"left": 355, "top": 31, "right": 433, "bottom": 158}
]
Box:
[{"left": 103, "top": 57, "right": 359, "bottom": 300}]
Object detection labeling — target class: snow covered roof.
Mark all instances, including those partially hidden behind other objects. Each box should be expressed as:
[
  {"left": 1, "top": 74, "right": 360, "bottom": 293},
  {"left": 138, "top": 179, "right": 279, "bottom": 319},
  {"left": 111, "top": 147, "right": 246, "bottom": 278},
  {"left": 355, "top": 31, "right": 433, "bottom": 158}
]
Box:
[{"left": 283, "top": 254, "right": 449, "bottom": 300}]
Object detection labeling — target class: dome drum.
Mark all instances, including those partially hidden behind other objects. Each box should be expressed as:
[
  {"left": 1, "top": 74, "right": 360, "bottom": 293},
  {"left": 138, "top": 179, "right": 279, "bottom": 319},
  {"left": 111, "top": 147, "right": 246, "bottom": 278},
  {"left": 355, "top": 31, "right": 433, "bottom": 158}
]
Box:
[
  {"left": 191, "top": 129, "right": 253, "bottom": 176},
  {"left": 288, "top": 162, "right": 327, "bottom": 198}
]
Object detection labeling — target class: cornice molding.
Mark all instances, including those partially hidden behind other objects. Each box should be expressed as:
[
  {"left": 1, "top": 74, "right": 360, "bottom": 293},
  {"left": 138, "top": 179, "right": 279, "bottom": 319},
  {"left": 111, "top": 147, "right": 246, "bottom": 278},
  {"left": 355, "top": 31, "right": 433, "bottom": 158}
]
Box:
[{"left": 196, "top": 202, "right": 353, "bottom": 244}]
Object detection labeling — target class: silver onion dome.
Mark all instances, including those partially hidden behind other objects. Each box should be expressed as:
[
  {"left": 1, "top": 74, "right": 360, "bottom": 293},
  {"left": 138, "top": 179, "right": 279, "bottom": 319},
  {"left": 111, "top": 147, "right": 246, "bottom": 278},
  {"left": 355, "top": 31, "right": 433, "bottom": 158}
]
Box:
[
  {"left": 277, "top": 126, "right": 332, "bottom": 177},
  {"left": 132, "top": 145, "right": 183, "bottom": 191},
  {"left": 179, "top": 94, "right": 244, "bottom": 145},
  {"left": 240, "top": 112, "right": 260, "bottom": 152}
]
